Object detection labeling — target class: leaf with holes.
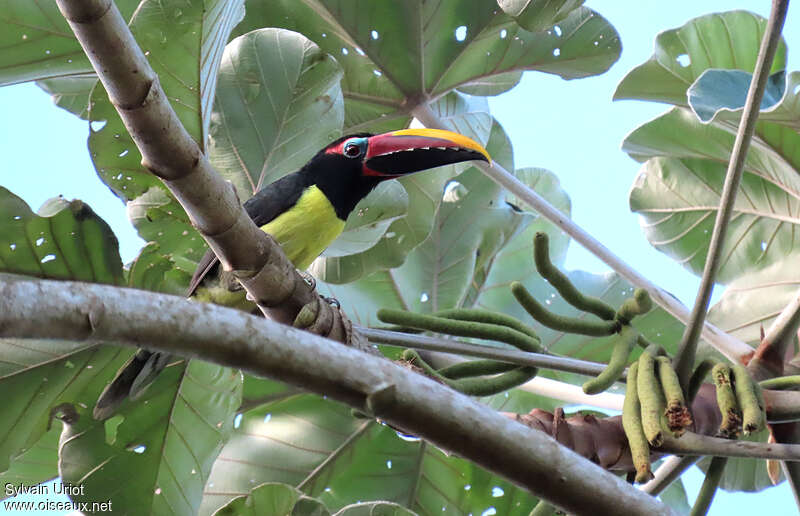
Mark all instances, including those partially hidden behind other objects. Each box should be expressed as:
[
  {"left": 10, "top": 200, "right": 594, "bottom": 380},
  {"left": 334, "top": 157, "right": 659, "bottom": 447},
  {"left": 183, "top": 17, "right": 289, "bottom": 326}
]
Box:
[
  {"left": 625, "top": 108, "right": 800, "bottom": 283},
  {"left": 213, "top": 483, "right": 330, "bottom": 516},
  {"left": 126, "top": 242, "right": 193, "bottom": 295},
  {"left": 0, "top": 0, "right": 139, "bottom": 86},
  {"left": 237, "top": 1, "right": 619, "bottom": 132},
  {"left": 312, "top": 92, "right": 493, "bottom": 285},
  {"left": 209, "top": 28, "right": 344, "bottom": 200},
  {"left": 498, "top": 0, "right": 585, "bottom": 33},
  {"left": 59, "top": 360, "right": 242, "bottom": 516},
  {"left": 0, "top": 187, "right": 123, "bottom": 284},
  {"left": 614, "top": 10, "right": 787, "bottom": 106},
  {"left": 199, "top": 392, "right": 554, "bottom": 515},
  {"left": 389, "top": 166, "right": 532, "bottom": 314},
  {"left": 0, "top": 337, "right": 132, "bottom": 474},
  {"left": 126, "top": 187, "right": 208, "bottom": 268},
  {"left": 88, "top": 0, "right": 244, "bottom": 260}
]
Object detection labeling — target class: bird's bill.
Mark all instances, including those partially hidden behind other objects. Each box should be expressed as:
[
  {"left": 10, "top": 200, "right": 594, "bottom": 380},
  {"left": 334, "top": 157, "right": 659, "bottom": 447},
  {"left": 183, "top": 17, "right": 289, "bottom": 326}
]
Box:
[{"left": 363, "top": 128, "right": 491, "bottom": 177}]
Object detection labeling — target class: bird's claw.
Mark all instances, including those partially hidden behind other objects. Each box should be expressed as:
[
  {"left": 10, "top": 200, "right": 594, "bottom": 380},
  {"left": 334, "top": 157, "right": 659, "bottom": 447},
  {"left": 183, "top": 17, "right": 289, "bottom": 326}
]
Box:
[
  {"left": 299, "top": 270, "right": 316, "bottom": 289},
  {"left": 321, "top": 295, "right": 340, "bottom": 308}
]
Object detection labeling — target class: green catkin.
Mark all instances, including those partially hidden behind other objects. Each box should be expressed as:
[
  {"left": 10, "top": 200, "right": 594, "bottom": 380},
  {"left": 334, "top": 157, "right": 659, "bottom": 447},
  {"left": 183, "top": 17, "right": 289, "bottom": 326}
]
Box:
[
  {"left": 510, "top": 282, "right": 620, "bottom": 337},
  {"left": 731, "top": 364, "right": 765, "bottom": 435},
  {"left": 656, "top": 356, "right": 692, "bottom": 435},
  {"left": 689, "top": 456, "right": 727, "bottom": 516},
  {"left": 451, "top": 366, "right": 538, "bottom": 396},
  {"left": 711, "top": 364, "right": 741, "bottom": 438},
  {"left": 688, "top": 360, "right": 716, "bottom": 402},
  {"left": 582, "top": 326, "right": 638, "bottom": 395},
  {"left": 616, "top": 288, "right": 653, "bottom": 325},
  {"left": 532, "top": 232, "right": 617, "bottom": 321},
  {"left": 636, "top": 335, "right": 654, "bottom": 349},
  {"left": 759, "top": 375, "right": 800, "bottom": 390},
  {"left": 434, "top": 308, "right": 540, "bottom": 340},
  {"left": 622, "top": 362, "right": 653, "bottom": 483},
  {"left": 637, "top": 351, "right": 666, "bottom": 447},
  {"left": 438, "top": 359, "right": 518, "bottom": 379},
  {"left": 378, "top": 308, "right": 542, "bottom": 353},
  {"left": 402, "top": 350, "right": 537, "bottom": 397}
]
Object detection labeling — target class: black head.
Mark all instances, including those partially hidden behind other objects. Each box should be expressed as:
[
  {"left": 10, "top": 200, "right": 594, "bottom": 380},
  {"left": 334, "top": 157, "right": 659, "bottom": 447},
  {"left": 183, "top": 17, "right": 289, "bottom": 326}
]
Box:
[{"left": 303, "top": 129, "right": 491, "bottom": 220}]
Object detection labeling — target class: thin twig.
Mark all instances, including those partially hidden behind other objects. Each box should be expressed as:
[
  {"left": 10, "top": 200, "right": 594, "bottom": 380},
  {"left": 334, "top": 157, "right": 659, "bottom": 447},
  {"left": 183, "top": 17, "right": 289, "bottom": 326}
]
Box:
[
  {"left": 359, "top": 327, "right": 613, "bottom": 378},
  {"left": 672, "top": 0, "right": 791, "bottom": 387},
  {"left": 409, "top": 104, "right": 752, "bottom": 365},
  {"left": 659, "top": 432, "right": 800, "bottom": 461},
  {"left": 642, "top": 455, "right": 699, "bottom": 495}
]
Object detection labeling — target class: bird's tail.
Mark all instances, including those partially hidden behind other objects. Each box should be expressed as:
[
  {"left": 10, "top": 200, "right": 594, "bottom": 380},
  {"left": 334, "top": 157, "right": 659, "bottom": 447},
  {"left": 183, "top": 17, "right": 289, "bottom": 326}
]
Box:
[{"left": 93, "top": 350, "right": 172, "bottom": 420}]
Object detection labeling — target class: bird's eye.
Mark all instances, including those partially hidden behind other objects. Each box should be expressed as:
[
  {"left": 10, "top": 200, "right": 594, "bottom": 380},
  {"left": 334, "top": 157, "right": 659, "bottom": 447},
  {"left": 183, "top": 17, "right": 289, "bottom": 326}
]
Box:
[{"left": 343, "top": 138, "right": 365, "bottom": 158}]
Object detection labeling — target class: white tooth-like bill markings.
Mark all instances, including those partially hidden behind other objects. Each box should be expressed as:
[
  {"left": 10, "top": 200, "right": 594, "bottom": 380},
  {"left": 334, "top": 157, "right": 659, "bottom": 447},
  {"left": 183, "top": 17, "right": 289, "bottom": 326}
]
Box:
[{"left": 365, "top": 146, "right": 486, "bottom": 175}]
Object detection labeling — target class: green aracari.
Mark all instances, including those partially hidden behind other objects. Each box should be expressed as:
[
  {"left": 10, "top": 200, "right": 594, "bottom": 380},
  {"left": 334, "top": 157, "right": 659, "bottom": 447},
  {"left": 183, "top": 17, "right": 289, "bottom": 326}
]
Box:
[{"left": 93, "top": 128, "right": 491, "bottom": 419}]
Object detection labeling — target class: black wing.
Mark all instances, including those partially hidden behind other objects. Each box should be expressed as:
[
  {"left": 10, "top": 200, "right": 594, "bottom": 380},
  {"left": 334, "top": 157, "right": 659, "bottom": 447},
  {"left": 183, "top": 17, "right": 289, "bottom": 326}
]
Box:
[{"left": 185, "top": 171, "right": 307, "bottom": 297}]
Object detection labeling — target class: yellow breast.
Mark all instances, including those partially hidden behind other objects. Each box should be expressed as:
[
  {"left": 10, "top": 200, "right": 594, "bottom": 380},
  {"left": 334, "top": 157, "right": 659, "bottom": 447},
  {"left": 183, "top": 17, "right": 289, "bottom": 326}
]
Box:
[{"left": 261, "top": 185, "right": 346, "bottom": 270}]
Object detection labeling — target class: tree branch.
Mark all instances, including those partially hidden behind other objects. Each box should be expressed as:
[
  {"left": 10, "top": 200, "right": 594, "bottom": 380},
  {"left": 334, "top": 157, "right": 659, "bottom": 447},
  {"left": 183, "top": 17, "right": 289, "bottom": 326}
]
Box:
[
  {"left": 360, "top": 327, "right": 612, "bottom": 378},
  {"left": 672, "top": 0, "right": 790, "bottom": 386},
  {"left": 409, "top": 103, "right": 752, "bottom": 365},
  {"left": 54, "top": 0, "right": 353, "bottom": 343},
  {"left": 0, "top": 274, "right": 673, "bottom": 516},
  {"left": 749, "top": 289, "right": 800, "bottom": 380},
  {"left": 642, "top": 455, "right": 698, "bottom": 495}
]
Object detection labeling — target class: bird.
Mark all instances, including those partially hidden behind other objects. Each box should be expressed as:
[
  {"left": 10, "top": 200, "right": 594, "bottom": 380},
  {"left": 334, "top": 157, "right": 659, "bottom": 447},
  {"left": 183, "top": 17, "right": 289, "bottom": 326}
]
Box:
[{"left": 93, "top": 128, "right": 491, "bottom": 419}]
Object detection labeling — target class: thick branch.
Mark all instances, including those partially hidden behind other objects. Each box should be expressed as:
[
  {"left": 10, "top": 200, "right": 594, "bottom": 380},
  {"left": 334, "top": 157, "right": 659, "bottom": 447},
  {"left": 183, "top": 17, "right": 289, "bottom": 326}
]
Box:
[
  {"left": 409, "top": 104, "right": 752, "bottom": 365},
  {"left": 55, "top": 0, "right": 350, "bottom": 341},
  {"left": 0, "top": 275, "right": 673, "bottom": 515},
  {"left": 673, "top": 0, "right": 790, "bottom": 386}
]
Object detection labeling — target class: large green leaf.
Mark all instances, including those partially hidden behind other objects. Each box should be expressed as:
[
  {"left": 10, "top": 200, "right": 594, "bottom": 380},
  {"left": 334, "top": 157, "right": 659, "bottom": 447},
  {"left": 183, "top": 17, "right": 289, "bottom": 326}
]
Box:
[
  {"left": 200, "top": 392, "right": 551, "bottom": 516},
  {"left": 625, "top": 108, "right": 800, "bottom": 283},
  {"left": 209, "top": 28, "right": 344, "bottom": 200},
  {"left": 213, "top": 483, "right": 330, "bottom": 516},
  {"left": 36, "top": 76, "right": 98, "bottom": 120},
  {"left": 707, "top": 254, "right": 800, "bottom": 346},
  {"left": 0, "top": 0, "right": 138, "bottom": 86},
  {"left": 614, "top": 10, "right": 787, "bottom": 106},
  {"left": 238, "top": 1, "right": 620, "bottom": 132},
  {"left": 0, "top": 337, "right": 131, "bottom": 474},
  {"left": 497, "top": 0, "right": 585, "bottom": 33},
  {"left": 88, "top": 0, "right": 243, "bottom": 262},
  {"left": 688, "top": 70, "right": 786, "bottom": 124},
  {"left": 0, "top": 427, "right": 59, "bottom": 498},
  {"left": 0, "top": 188, "right": 123, "bottom": 284},
  {"left": 59, "top": 360, "right": 242, "bottom": 516},
  {"left": 312, "top": 92, "right": 493, "bottom": 284},
  {"left": 688, "top": 70, "right": 800, "bottom": 132}
]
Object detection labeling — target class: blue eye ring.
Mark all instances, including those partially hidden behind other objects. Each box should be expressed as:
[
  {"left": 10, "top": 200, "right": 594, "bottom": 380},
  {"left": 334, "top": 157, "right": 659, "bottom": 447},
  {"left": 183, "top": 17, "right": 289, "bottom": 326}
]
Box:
[{"left": 343, "top": 137, "right": 367, "bottom": 158}]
